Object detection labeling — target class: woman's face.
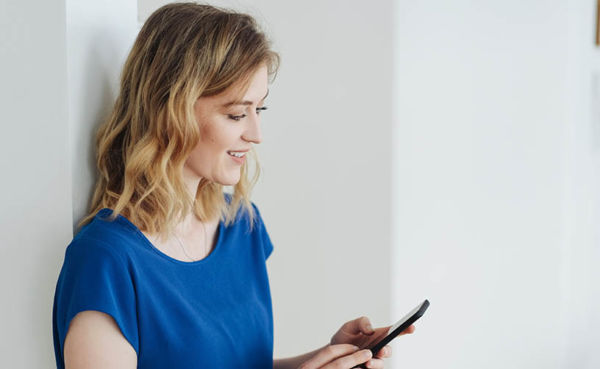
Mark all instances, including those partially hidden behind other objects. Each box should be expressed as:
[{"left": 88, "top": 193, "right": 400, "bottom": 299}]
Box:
[{"left": 183, "top": 65, "right": 269, "bottom": 187}]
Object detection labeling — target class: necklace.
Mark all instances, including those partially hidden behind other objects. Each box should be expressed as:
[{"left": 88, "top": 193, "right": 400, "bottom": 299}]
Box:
[{"left": 173, "top": 220, "right": 208, "bottom": 262}]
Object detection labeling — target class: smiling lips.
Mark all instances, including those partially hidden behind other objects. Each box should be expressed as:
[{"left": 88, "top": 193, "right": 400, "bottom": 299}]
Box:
[
  {"left": 227, "top": 151, "right": 246, "bottom": 158},
  {"left": 227, "top": 150, "right": 247, "bottom": 164}
]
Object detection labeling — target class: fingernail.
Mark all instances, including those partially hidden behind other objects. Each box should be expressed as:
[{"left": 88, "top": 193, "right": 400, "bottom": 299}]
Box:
[
  {"left": 366, "top": 324, "right": 373, "bottom": 332},
  {"left": 366, "top": 360, "right": 374, "bottom": 368},
  {"left": 362, "top": 350, "right": 372, "bottom": 358},
  {"left": 352, "top": 345, "right": 360, "bottom": 351}
]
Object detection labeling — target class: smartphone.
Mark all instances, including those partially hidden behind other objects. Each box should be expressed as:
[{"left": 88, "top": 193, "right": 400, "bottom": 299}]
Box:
[{"left": 357, "top": 299, "right": 430, "bottom": 367}]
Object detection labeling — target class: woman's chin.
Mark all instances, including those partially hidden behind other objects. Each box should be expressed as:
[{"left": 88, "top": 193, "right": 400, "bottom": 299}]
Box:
[{"left": 215, "top": 175, "right": 241, "bottom": 187}]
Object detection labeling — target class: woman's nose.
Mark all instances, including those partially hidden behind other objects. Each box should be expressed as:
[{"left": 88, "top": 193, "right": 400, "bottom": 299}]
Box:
[{"left": 242, "top": 112, "right": 262, "bottom": 144}]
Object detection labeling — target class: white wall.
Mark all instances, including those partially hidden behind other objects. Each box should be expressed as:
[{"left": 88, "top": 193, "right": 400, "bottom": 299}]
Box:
[
  {"left": 392, "top": 0, "right": 599, "bottom": 368},
  {"left": 0, "top": 1, "right": 136, "bottom": 367},
  {"left": 0, "top": 1, "right": 72, "bottom": 367},
  {"left": 562, "top": 1, "right": 600, "bottom": 367},
  {"left": 67, "top": 0, "right": 138, "bottom": 233},
  {"left": 139, "top": 0, "right": 395, "bottom": 359}
]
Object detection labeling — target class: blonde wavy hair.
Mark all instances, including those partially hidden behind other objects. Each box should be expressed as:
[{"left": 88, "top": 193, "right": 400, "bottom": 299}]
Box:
[{"left": 78, "top": 2, "right": 279, "bottom": 240}]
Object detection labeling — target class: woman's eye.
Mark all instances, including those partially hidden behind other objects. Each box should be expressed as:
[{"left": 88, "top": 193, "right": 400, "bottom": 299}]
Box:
[
  {"left": 227, "top": 106, "right": 267, "bottom": 121},
  {"left": 228, "top": 114, "right": 246, "bottom": 121}
]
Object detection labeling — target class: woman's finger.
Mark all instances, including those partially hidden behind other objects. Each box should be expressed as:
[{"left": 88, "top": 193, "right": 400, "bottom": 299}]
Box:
[
  {"left": 374, "top": 345, "right": 392, "bottom": 359},
  {"left": 399, "top": 324, "right": 416, "bottom": 335},
  {"left": 364, "top": 358, "right": 385, "bottom": 369},
  {"left": 361, "top": 323, "right": 414, "bottom": 353},
  {"left": 357, "top": 327, "right": 390, "bottom": 350},
  {"left": 301, "top": 344, "right": 360, "bottom": 368},
  {"left": 358, "top": 316, "right": 375, "bottom": 335},
  {"left": 324, "top": 349, "right": 372, "bottom": 369},
  {"left": 341, "top": 316, "right": 376, "bottom": 336}
]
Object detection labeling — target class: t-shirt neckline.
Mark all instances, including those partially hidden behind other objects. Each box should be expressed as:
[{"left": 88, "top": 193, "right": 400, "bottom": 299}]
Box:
[{"left": 96, "top": 208, "right": 225, "bottom": 266}]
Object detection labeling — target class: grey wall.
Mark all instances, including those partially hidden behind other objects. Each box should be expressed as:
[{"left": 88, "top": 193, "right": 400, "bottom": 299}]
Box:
[
  {"left": 252, "top": 0, "right": 394, "bottom": 357},
  {"left": 0, "top": 1, "right": 72, "bottom": 367}
]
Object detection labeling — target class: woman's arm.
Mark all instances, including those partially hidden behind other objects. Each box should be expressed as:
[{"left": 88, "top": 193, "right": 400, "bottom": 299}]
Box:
[
  {"left": 274, "top": 344, "right": 372, "bottom": 369},
  {"left": 273, "top": 345, "right": 328, "bottom": 369},
  {"left": 64, "top": 311, "right": 137, "bottom": 369}
]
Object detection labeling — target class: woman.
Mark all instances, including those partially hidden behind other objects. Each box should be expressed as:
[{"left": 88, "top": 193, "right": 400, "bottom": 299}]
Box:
[{"left": 52, "top": 3, "right": 413, "bottom": 368}]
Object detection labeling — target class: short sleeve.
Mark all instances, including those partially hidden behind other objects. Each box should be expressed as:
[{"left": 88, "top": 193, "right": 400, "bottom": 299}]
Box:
[
  {"left": 251, "top": 202, "right": 274, "bottom": 260},
  {"left": 53, "top": 238, "right": 139, "bottom": 363}
]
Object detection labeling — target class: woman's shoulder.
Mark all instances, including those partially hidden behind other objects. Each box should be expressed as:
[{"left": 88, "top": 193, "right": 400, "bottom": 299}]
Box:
[{"left": 68, "top": 209, "right": 143, "bottom": 262}]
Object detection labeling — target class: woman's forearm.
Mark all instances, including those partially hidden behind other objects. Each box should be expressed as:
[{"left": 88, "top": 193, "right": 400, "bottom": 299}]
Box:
[{"left": 273, "top": 344, "right": 328, "bottom": 369}]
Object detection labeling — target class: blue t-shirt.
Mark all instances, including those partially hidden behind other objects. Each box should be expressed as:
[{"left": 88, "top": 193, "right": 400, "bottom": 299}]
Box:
[{"left": 52, "top": 198, "right": 274, "bottom": 368}]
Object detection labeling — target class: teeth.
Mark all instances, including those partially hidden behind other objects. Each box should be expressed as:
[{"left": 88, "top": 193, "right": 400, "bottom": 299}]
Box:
[{"left": 228, "top": 151, "right": 246, "bottom": 158}]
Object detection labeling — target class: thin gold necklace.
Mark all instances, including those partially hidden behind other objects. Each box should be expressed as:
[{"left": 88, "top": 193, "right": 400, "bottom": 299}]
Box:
[{"left": 173, "top": 220, "right": 208, "bottom": 262}]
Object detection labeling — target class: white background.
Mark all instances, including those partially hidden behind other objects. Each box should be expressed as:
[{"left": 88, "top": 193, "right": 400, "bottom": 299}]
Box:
[
  {"left": 392, "top": 1, "right": 600, "bottom": 368},
  {"left": 0, "top": 0, "right": 599, "bottom": 367}
]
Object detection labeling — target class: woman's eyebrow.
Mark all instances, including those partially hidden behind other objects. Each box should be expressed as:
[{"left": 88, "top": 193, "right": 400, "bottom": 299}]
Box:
[{"left": 222, "top": 89, "right": 269, "bottom": 107}]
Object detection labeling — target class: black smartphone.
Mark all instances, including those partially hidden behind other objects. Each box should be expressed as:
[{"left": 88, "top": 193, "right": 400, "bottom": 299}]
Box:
[{"left": 356, "top": 299, "right": 430, "bottom": 368}]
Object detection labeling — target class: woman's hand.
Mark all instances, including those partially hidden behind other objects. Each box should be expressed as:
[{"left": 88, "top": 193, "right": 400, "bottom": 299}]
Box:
[
  {"left": 298, "top": 344, "right": 373, "bottom": 369},
  {"left": 279, "top": 317, "right": 415, "bottom": 369},
  {"left": 329, "top": 316, "right": 415, "bottom": 369}
]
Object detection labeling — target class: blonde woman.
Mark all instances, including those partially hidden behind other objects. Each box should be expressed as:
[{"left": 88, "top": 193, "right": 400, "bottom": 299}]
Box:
[{"left": 52, "top": 3, "right": 413, "bottom": 368}]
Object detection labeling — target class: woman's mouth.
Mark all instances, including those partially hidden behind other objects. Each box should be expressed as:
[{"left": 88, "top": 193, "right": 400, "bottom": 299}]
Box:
[
  {"left": 227, "top": 151, "right": 246, "bottom": 158},
  {"left": 227, "top": 150, "right": 246, "bottom": 164}
]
